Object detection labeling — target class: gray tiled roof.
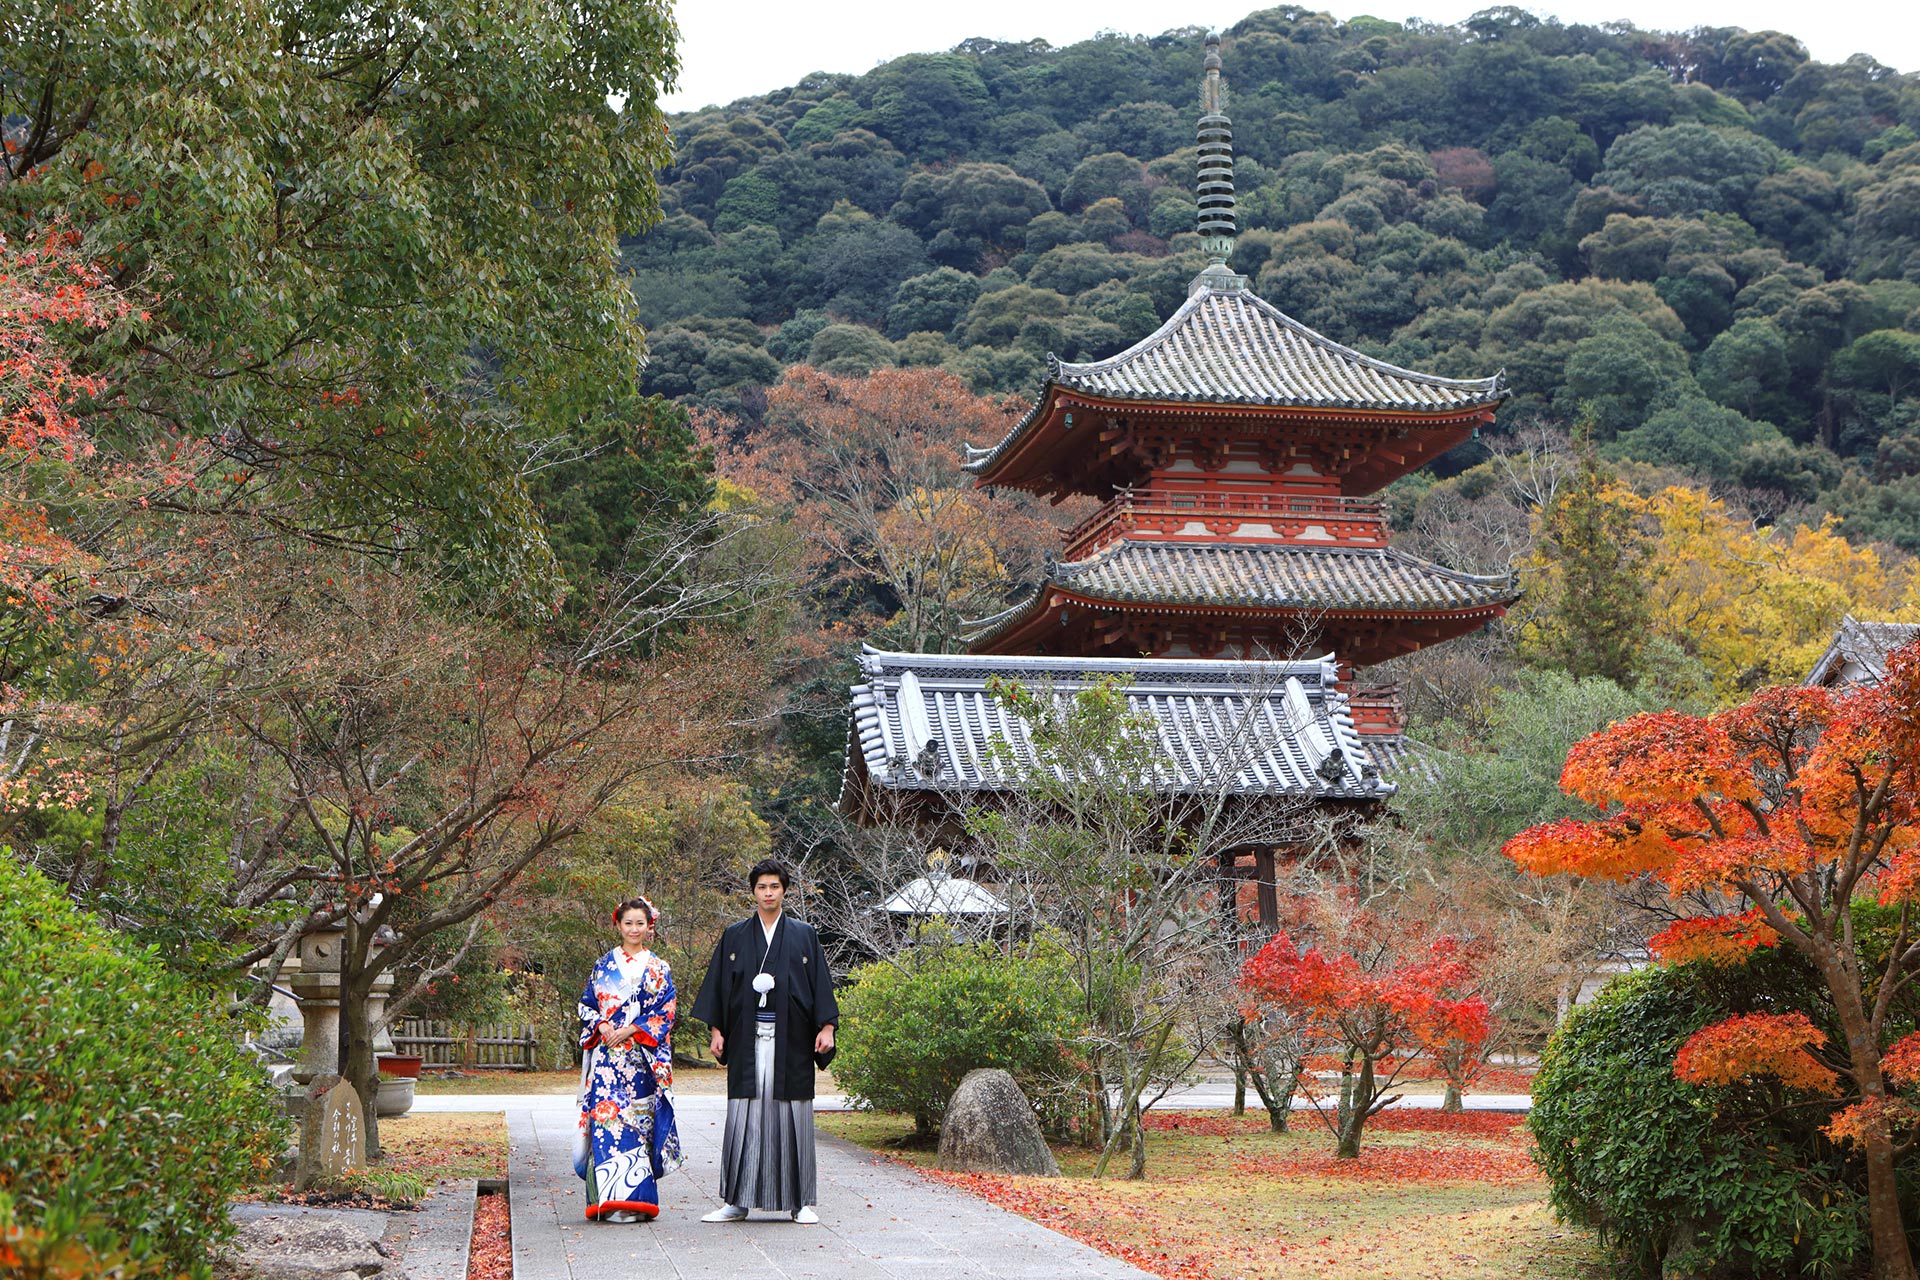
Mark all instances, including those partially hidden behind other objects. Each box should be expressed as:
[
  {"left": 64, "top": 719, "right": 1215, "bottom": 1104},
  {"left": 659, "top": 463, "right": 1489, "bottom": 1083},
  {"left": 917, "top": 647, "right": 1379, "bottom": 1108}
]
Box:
[
  {"left": 1805, "top": 614, "right": 1920, "bottom": 688},
  {"left": 965, "top": 277, "right": 1507, "bottom": 476},
  {"left": 841, "top": 648, "right": 1393, "bottom": 811},
  {"left": 962, "top": 540, "right": 1519, "bottom": 647},
  {"left": 1359, "top": 734, "right": 1434, "bottom": 782}
]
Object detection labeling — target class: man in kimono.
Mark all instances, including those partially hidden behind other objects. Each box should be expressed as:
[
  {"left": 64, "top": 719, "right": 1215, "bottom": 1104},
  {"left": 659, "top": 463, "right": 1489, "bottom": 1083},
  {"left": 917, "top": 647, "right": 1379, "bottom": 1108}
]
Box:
[{"left": 691, "top": 858, "right": 839, "bottom": 1224}]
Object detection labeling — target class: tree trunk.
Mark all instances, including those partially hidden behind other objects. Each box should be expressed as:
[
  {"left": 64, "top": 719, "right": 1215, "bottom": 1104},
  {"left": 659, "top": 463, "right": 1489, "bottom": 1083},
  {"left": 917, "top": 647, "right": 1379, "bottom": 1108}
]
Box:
[
  {"left": 341, "top": 967, "right": 383, "bottom": 1160},
  {"left": 1127, "top": 1095, "right": 1146, "bottom": 1181},
  {"left": 1335, "top": 1055, "right": 1374, "bottom": 1160},
  {"left": 1442, "top": 1082, "right": 1463, "bottom": 1113},
  {"left": 1864, "top": 1130, "right": 1919, "bottom": 1280},
  {"left": 1810, "top": 946, "right": 1918, "bottom": 1280},
  {"left": 1335, "top": 1049, "right": 1357, "bottom": 1143},
  {"left": 1248, "top": 1046, "right": 1301, "bottom": 1133},
  {"left": 1232, "top": 1058, "right": 1247, "bottom": 1115}
]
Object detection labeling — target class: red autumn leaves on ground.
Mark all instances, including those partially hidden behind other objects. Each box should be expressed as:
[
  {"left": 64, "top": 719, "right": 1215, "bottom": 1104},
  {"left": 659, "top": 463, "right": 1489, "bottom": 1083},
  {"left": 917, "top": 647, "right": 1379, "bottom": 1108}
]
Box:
[
  {"left": 466, "top": 1191, "right": 511, "bottom": 1280},
  {"left": 917, "top": 1166, "right": 1219, "bottom": 1280},
  {"left": 916, "top": 1109, "right": 1538, "bottom": 1280}
]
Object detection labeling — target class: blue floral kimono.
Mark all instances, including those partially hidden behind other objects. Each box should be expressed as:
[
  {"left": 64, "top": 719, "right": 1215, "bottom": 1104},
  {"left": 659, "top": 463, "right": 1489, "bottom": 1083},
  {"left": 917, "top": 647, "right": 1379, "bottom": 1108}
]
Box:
[{"left": 575, "top": 947, "right": 683, "bottom": 1219}]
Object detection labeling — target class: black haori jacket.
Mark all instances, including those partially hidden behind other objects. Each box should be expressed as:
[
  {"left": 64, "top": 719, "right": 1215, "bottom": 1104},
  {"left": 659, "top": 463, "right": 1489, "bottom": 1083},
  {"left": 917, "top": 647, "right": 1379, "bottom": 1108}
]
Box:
[{"left": 691, "top": 914, "right": 839, "bottom": 1101}]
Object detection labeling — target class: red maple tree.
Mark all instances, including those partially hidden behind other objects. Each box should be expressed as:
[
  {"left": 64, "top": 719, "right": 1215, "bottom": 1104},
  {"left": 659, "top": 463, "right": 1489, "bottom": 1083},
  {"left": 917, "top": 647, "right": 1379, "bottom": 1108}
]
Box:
[
  {"left": 1504, "top": 640, "right": 1920, "bottom": 1280},
  {"left": 1240, "top": 907, "right": 1490, "bottom": 1158}
]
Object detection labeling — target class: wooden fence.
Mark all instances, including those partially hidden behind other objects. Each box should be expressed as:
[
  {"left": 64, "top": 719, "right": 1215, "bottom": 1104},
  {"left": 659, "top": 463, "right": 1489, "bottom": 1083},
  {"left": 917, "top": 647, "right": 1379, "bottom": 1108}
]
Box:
[{"left": 391, "top": 1019, "right": 540, "bottom": 1071}]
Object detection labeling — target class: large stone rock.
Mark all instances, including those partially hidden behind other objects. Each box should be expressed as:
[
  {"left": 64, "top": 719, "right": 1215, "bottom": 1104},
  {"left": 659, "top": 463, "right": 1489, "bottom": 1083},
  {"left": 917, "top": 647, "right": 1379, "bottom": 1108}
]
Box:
[
  {"left": 230, "top": 1212, "right": 394, "bottom": 1280},
  {"left": 935, "top": 1069, "right": 1059, "bottom": 1177}
]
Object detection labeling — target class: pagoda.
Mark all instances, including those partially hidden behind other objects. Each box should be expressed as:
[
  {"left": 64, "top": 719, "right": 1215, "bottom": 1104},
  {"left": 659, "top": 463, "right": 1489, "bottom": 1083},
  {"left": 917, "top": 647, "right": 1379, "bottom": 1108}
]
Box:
[
  {"left": 840, "top": 35, "right": 1518, "bottom": 925},
  {"left": 960, "top": 33, "right": 1517, "bottom": 748}
]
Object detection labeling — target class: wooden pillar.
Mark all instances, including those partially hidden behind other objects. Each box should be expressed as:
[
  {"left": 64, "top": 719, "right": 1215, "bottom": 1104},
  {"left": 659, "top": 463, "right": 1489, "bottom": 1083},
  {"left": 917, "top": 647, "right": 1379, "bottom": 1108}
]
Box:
[
  {"left": 1254, "top": 846, "right": 1278, "bottom": 931},
  {"left": 1218, "top": 847, "right": 1241, "bottom": 931}
]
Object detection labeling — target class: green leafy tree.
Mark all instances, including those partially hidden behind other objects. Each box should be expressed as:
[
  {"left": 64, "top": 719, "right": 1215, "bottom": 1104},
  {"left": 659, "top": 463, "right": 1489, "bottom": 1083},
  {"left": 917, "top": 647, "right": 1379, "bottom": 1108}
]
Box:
[
  {"left": 806, "top": 324, "right": 898, "bottom": 377},
  {"left": 0, "top": 855, "right": 285, "bottom": 1270},
  {"left": 1522, "top": 449, "right": 1653, "bottom": 684},
  {"left": 4, "top": 0, "right": 681, "bottom": 598},
  {"left": 1696, "top": 316, "right": 1793, "bottom": 419},
  {"left": 809, "top": 219, "right": 930, "bottom": 324},
  {"left": 1594, "top": 122, "right": 1781, "bottom": 216},
  {"left": 866, "top": 54, "right": 993, "bottom": 161},
  {"left": 891, "top": 163, "right": 1052, "bottom": 268},
  {"left": 787, "top": 97, "right": 867, "bottom": 147},
  {"left": 835, "top": 937, "right": 1083, "bottom": 1136},
  {"left": 1532, "top": 958, "right": 1868, "bottom": 1279},
  {"left": 1562, "top": 313, "right": 1696, "bottom": 438},
  {"left": 884, "top": 268, "right": 983, "bottom": 340},
  {"left": 527, "top": 399, "right": 712, "bottom": 591},
  {"left": 1613, "top": 396, "right": 1785, "bottom": 482}
]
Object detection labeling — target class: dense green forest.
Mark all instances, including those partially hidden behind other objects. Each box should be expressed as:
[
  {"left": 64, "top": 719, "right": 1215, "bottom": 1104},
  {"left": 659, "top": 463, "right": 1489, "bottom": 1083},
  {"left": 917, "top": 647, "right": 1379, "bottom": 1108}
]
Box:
[{"left": 631, "top": 5, "right": 1920, "bottom": 549}]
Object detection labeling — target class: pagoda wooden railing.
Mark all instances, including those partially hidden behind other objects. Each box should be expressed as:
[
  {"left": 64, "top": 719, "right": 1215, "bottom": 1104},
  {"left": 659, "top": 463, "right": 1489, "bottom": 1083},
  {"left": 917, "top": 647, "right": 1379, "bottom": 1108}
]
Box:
[{"left": 1064, "top": 487, "right": 1388, "bottom": 559}]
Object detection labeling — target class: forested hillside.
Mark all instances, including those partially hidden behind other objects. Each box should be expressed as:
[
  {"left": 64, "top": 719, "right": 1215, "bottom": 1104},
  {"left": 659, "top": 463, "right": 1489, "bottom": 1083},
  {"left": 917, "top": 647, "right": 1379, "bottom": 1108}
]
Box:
[{"left": 633, "top": 6, "right": 1920, "bottom": 549}]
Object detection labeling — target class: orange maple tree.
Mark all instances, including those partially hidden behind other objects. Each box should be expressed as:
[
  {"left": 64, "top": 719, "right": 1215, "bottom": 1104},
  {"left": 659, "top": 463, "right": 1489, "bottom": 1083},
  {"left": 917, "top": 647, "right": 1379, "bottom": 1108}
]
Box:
[
  {"left": 1504, "top": 639, "right": 1920, "bottom": 1280},
  {"left": 1240, "top": 906, "right": 1490, "bottom": 1159}
]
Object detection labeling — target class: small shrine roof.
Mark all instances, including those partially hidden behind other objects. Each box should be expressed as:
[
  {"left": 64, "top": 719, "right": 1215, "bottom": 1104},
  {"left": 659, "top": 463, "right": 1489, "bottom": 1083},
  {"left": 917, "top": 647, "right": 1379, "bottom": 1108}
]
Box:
[
  {"left": 961, "top": 540, "right": 1519, "bottom": 649},
  {"left": 964, "top": 277, "right": 1507, "bottom": 478},
  {"left": 840, "top": 648, "right": 1393, "bottom": 814},
  {"left": 1805, "top": 614, "right": 1920, "bottom": 688}
]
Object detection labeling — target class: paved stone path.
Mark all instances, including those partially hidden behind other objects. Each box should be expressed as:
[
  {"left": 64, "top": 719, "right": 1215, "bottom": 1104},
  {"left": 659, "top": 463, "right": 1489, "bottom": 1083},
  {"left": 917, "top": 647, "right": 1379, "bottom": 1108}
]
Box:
[
  {"left": 413, "top": 1085, "right": 1532, "bottom": 1280},
  {"left": 490, "top": 1095, "right": 1155, "bottom": 1280}
]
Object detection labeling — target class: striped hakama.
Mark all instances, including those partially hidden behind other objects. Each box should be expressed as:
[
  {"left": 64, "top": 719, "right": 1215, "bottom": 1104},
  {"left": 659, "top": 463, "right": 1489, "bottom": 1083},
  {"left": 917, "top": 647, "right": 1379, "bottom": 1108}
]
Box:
[{"left": 718, "top": 1014, "right": 816, "bottom": 1212}]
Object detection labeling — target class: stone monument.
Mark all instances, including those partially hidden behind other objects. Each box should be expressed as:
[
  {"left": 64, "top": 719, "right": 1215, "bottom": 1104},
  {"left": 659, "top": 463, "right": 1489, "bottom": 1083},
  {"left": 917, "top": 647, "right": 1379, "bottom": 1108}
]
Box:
[{"left": 293, "top": 1075, "right": 365, "bottom": 1191}]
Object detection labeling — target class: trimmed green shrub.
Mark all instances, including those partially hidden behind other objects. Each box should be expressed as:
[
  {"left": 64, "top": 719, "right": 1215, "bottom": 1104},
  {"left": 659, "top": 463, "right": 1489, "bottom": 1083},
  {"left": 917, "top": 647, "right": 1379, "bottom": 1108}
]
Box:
[
  {"left": 835, "top": 937, "right": 1081, "bottom": 1136},
  {"left": 1531, "top": 948, "right": 1877, "bottom": 1278},
  {"left": 0, "top": 853, "right": 286, "bottom": 1272},
  {"left": 0, "top": 1187, "right": 187, "bottom": 1280}
]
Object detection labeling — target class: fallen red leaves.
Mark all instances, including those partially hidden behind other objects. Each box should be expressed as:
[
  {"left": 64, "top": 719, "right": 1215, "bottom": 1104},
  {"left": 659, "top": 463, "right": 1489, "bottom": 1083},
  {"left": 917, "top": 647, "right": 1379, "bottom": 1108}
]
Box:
[
  {"left": 467, "top": 1189, "right": 511, "bottom": 1280},
  {"left": 1146, "top": 1108, "right": 1529, "bottom": 1139},
  {"left": 1143, "top": 1110, "right": 1272, "bottom": 1135},
  {"left": 1297, "top": 1055, "right": 1536, "bottom": 1092},
  {"left": 915, "top": 1168, "right": 1209, "bottom": 1280},
  {"left": 1367, "top": 1110, "right": 1527, "bottom": 1139},
  {"left": 1237, "top": 1143, "right": 1538, "bottom": 1186}
]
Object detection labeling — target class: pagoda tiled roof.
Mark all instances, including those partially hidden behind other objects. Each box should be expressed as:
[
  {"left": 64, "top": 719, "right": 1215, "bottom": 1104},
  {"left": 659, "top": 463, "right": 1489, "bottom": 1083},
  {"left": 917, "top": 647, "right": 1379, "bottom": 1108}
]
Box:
[
  {"left": 964, "top": 276, "right": 1508, "bottom": 477},
  {"left": 1805, "top": 614, "right": 1920, "bottom": 688},
  {"left": 961, "top": 540, "right": 1519, "bottom": 648},
  {"left": 840, "top": 648, "right": 1393, "bottom": 813}
]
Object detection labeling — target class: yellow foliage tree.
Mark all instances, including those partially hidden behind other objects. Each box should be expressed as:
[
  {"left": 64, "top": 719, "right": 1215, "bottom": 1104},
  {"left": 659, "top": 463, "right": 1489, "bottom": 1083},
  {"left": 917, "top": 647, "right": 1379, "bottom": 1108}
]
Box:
[
  {"left": 1634, "top": 486, "right": 1917, "bottom": 696},
  {"left": 1523, "top": 479, "right": 1920, "bottom": 700}
]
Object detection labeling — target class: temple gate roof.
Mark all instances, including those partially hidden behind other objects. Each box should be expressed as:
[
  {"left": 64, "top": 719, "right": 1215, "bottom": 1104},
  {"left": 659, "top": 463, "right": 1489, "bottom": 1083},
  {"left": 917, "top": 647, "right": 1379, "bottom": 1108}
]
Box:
[{"left": 839, "top": 647, "right": 1393, "bottom": 819}]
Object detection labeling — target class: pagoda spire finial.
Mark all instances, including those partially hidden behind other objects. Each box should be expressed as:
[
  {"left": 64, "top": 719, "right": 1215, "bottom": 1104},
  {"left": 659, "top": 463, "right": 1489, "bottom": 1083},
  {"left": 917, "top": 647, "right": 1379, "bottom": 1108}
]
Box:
[{"left": 1194, "top": 32, "right": 1242, "bottom": 291}]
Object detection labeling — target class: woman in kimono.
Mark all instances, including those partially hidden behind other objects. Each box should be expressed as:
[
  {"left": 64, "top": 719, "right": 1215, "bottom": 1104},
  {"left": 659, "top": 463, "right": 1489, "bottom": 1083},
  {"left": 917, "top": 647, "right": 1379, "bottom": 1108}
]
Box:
[{"left": 574, "top": 895, "right": 683, "bottom": 1221}]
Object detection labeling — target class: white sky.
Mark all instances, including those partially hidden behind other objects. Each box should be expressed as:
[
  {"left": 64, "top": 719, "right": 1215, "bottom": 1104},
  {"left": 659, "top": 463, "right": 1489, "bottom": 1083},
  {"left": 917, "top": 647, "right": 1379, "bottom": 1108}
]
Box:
[{"left": 660, "top": 0, "right": 1914, "bottom": 114}]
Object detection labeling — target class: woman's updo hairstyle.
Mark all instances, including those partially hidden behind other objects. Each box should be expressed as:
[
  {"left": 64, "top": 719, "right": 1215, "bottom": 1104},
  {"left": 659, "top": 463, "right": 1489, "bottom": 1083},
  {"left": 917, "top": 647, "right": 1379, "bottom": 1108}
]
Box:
[{"left": 612, "top": 895, "right": 658, "bottom": 928}]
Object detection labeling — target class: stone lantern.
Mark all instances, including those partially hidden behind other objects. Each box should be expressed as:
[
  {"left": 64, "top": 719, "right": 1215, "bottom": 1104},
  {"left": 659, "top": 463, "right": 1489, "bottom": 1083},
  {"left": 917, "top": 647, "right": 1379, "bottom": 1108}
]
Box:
[{"left": 289, "top": 920, "right": 395, "bottom": 1083}]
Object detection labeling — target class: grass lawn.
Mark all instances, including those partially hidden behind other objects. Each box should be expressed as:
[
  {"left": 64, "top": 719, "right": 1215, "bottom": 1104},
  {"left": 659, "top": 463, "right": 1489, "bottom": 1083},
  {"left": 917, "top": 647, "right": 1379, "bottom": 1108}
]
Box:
[
  {"left": 377, "top": 1111, "right": 509, "bottom": 1184},
  {"left": 818, "top": 1108, "right": 1606, "bottom": 1280}
]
